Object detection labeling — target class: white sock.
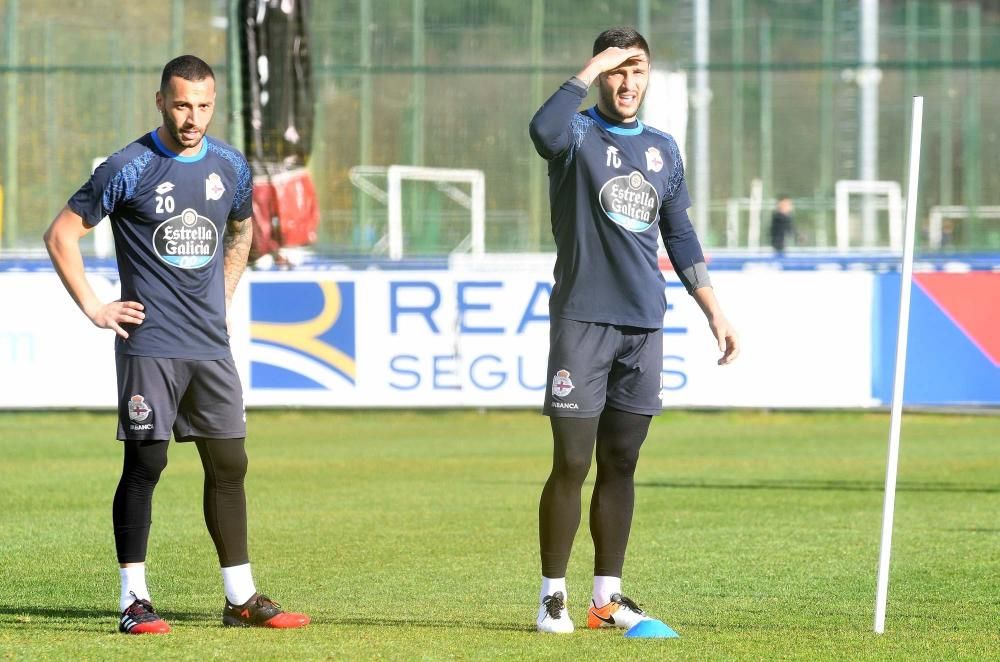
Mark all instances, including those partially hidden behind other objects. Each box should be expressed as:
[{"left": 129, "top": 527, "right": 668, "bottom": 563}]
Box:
[
  {"left": 540, "top": 576, "right": 567, "bottom": 604},
  {"left": 119, "top": 564, "right": 150, "bottom": 613},
  {"left": 221, "top": 563, "right": 257, "bottom": 605},
  {"left": 593, "top": 575, "right": 622, "bottom": 607}
]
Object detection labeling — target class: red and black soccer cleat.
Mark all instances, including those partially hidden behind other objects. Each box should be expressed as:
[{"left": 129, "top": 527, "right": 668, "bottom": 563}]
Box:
[
  {"left": 119, "top": 596, "right": 172, "bottom": 634},
  {"left": 222, "top": 593, "right": 310, "bottom": 629}
]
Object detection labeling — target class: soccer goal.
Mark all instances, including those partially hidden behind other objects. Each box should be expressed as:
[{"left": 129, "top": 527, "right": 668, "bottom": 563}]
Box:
[
  {"left": 927, "top": 205, "right": 1000, "bottom": 250},
  {"left": 834, "top": 180, "right": 903, "bottom": 251},
  {"left": 348, "top": 165, "right": 486, "bottom": 259},
  {"left": 386, "top": 166, "right": 485, "bottom": 260},
  {"left": 724, "top": 178, "right": 765, "bottom": 248}
]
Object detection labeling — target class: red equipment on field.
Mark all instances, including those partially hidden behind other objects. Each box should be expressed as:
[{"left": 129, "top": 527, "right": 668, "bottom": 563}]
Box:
[
  {"left": 249, "top": 168, "right": 319, "bottom": 261},
  {"left": 240, "top": 0, "right": 317, "bottom": 264}
]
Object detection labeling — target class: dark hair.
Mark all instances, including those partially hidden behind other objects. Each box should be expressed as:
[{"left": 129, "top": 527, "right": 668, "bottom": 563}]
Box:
[
  {"left": 593, "top": 27, "right": 650, "bottom": 58},
  {"left": 160, "top": 55, "right": 215, "bottom": 94}
]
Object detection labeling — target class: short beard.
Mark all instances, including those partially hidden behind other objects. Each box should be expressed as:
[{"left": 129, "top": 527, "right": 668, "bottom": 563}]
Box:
[
  {"left": 160, "top": 110, "right": 201, "bottom": 148},
  {"left": 598, "top": 83, "right": 645, "bottom": 122}
]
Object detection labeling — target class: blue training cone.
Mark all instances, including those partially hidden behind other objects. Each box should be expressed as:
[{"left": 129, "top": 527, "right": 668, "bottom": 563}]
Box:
[{"left": 624, "top": 618, "right": 680, "bottom": 639}]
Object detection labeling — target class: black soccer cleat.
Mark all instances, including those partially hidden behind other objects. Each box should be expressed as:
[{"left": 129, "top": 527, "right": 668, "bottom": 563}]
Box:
[
  {"left": 222, "top": 592, "right": 310, "bottom": 628},
  {"left": 119, "top": 594, "right": 171, "bottom": 634}
]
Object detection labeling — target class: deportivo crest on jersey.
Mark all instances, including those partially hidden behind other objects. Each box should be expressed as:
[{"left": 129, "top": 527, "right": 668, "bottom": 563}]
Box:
[
  {"left": 598, "top": 171, "right": 659, "bottom": 232},
  {"left": 645, "top": 147, "right": 663, "bottom": 173},
  {"left": 152, "top": 207, "right": 218, "bottom": 269},
  {"left": 551, "top": 369, "right": 575, "bottom": 398},
  {"left": 205, "top": 172, "right": 226, "bottom": 201},
  {"left": 155, "top": 181, "right": 175, "bottom": 195},
  {"left": 127, "top": 394, "right": 152, "bottom": 422}
]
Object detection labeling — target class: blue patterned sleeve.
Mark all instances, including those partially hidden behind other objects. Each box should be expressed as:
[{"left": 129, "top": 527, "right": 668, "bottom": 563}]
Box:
[
  {"left": 229, "top": 152, "right": 253, "bottom": 221},
  {"left": 67, "top": 150, "right": 152, "bottom": 226},
  {"left": 207, "top": 141, "right": 254, "bottom": 221},
  {"left": 657, "top": 136, "right": 710, "bottom": 293},
  {"left": 529, "top": 79, "right": 589, "bottom": 160},
  {"left": 659, "top": 135, "right": 690, "bottom": 214}
]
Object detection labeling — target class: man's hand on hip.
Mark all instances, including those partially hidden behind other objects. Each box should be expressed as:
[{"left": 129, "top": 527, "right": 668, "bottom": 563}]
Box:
[{"left": 88, "top": 300, "right": 145, "bottom": 339}]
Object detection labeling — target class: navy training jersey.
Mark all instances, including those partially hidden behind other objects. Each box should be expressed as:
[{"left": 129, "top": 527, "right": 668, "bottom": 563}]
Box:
[
  {"left": 529, "top": 79, "right": 710, "bottom": 329},
  {"left": 68, "top": 130, "right": 253, "bottom": 359}
]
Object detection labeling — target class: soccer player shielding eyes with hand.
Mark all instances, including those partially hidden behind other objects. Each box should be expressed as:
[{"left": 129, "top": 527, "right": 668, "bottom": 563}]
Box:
[{"left": 529, "top": 27, "right": 739, "bottom": 634}]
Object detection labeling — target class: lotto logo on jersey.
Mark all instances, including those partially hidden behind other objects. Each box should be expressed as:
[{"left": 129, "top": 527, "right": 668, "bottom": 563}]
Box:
[
  {"left": 598, "top": 171, "right": 659, "bottom": 232},
  {"left": 152, "top": 208, "right": 219, "bottom": 269}
]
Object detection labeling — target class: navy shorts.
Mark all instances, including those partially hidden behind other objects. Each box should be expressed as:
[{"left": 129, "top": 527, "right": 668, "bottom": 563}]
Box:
[
  {"left": 115, "top": 355, "right": 247, "bottom": 441},
  {"left": 543, "top": 318, "right": 663, "bottom": 418}
]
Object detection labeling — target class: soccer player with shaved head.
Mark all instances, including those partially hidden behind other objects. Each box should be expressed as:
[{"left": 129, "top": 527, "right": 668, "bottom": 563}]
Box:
[
  {"left": 44, "top": 55, "right": 309, "bottom": 634},
  {"left": 529, "top": 27, "right": 740, "bottom": 633}
]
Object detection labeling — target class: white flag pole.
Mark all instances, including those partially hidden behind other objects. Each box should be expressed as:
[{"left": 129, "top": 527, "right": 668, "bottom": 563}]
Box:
[{"left": 874, "top": 96, "right": 923, "bottom": 634}]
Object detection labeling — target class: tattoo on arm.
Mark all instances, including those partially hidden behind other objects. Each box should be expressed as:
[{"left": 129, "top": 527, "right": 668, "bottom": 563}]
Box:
[{"left": 223, "top": 217, "right": 252, "bottom": 304}]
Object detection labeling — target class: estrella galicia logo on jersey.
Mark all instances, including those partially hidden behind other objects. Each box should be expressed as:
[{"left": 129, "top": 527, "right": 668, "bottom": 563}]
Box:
[
  {"left": 599, "top": 171, "right": 659, "bottom": 232},
  {"left": 249, "top": 281, "right": 356, "bottom": 390},
  {"left": 127, "top": 394, "right": 152, "bottom": 422},
  {"left": 152, "top": 208, "right": 218, "bottom": 269}
]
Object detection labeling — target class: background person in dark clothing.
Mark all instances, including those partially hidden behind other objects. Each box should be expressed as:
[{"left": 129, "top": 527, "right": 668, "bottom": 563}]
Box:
[{"left": 770, "top": 195, "right": 795, "bottom": 255}]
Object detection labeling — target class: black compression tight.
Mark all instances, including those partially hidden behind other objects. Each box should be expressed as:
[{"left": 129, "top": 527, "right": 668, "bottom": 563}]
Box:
[
  {"left": 590, "top": 408, "right": 651, "bottom": 576},
  {"left": 113, "top": 438, "right": 250, "bottom": 567},
  {"left": 538, "top": 407, "right": 652, "bottom": 578},
  {"left": 113, "top": 440, "right": 169, "bottom": 564},
  {"left": 195, "top": 438, "right": 250, "bottom": 567}
]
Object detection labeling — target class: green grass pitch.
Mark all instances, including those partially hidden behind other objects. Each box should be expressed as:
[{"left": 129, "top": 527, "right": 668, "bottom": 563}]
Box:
[{"left": 0, "top": 409, "right": 997, "bottom": 659}]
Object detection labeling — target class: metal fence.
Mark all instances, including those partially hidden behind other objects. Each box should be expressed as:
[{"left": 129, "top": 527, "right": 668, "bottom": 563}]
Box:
[{"left": 2, "top": 0, "right": 1000, "bottom": 255}]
